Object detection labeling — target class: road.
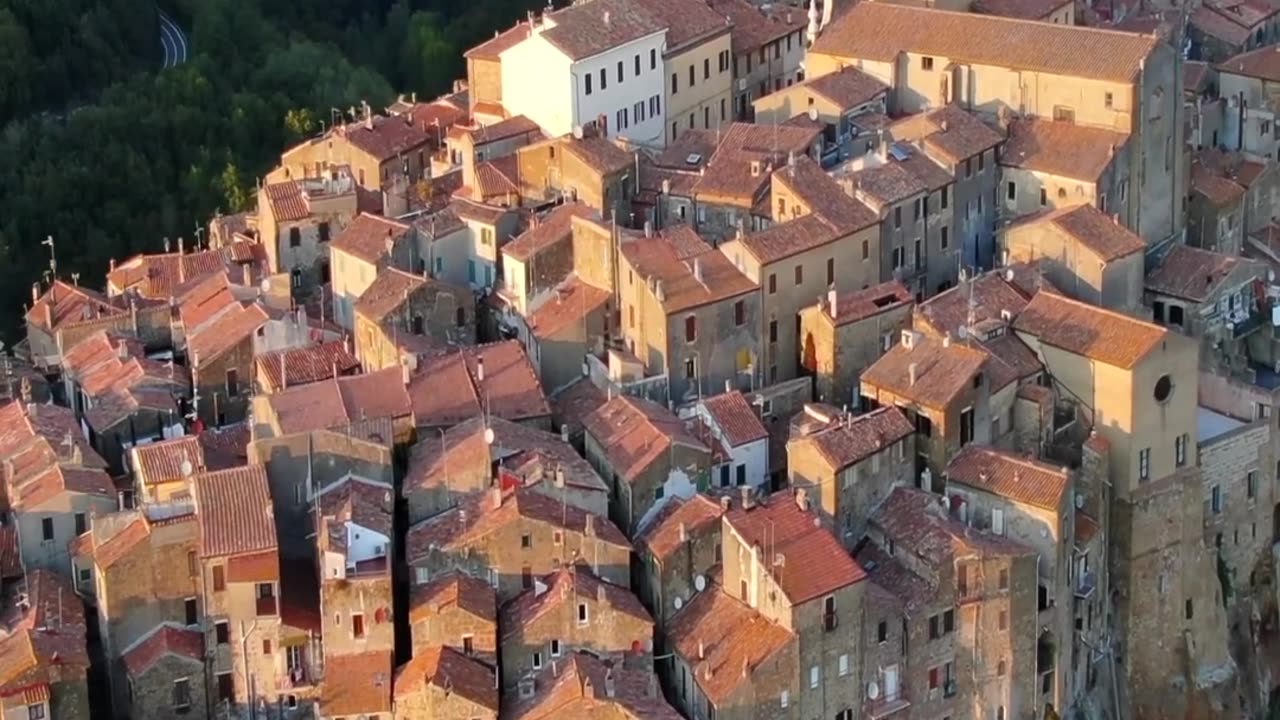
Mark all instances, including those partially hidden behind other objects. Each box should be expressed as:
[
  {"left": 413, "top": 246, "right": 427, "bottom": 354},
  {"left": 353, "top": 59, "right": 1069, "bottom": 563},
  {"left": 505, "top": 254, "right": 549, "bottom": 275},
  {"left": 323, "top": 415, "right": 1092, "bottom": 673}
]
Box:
[{"left": 158, "top": 10, "right": 188, "bottom": 68}]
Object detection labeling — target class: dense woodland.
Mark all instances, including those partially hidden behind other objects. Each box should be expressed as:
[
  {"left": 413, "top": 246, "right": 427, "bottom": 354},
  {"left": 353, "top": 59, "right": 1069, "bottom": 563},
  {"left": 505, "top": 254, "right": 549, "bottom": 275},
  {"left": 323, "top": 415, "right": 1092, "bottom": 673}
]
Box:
[{"left": 0, "top": 0, "right": 544, "bottom": 341}]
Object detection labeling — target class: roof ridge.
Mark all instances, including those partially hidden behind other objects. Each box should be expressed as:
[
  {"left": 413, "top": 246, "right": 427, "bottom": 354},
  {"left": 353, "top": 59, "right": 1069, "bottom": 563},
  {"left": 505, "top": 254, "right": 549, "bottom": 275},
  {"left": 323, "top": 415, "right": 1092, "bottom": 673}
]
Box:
[
  {"left": 863, "top": 1, "right": 1162, "bottom": 39},
  {"left": 1033, "top": 289, "right": 1165, "bottom": 329}
]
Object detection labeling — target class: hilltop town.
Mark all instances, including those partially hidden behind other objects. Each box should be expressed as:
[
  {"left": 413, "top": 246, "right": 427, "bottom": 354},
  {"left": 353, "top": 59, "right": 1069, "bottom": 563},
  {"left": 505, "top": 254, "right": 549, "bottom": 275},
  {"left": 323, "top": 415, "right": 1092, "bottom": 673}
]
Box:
[{"left": 3, "top": 0, "right": 1280, "bottom": 719}]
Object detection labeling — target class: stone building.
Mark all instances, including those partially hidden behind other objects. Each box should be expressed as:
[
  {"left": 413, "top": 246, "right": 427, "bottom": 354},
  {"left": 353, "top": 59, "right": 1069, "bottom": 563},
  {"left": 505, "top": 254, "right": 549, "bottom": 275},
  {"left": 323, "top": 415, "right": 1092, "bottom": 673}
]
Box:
[
  {"left": 255, "top": 171, "right": 358, "bottom": 293},
  {"left": 1001, "top": 203, "right": 1147, "bottom": 313},
  {"left": 499, "top": 565, "right": 654, "bottom": 685},
  {"left": 393, "top": 646, "right": 499, "bottom": 719},
  {"left": 797, "top": 281, "right": 914, "bottom": 408},
  {"left": 253, "top": 342, "right": 361, "bottom": 395},
  {"left": 353, "top": 268, "right": 474, "bottom": 371},
  {"left": 1000, "top": 119, "right": 1133, "bottom": 228},
  {"left": 681, "top": 390, "right": 771, "bottom": 492},
  {"left": 315, "top": 651, "right": 393, "bottom": 720},
  {"left": 330, "top": 213, "right": 416, "bottom": 330},
  {"left": 105, "top": 241, "right": 270, "bottom": 301},
  {"left": 25, "top": 280, "right": 171, "bottom": 372},
  {"left": 0, "top": 570, "right": 92, "bottom": 720},
  {"left": 405, "top": 486, "right": 631, "bottom": 604},
  {"left": 514, "top": 133, "right": 637, "bottom": 220},
  {"left": 179, "top": 277, "right": 270, "bottom": 427},
  {"left": 408, "top": 571, "right": 497, "bottom": 663},
  {"left": 268, "top": 108, "right": 433, "bottom": 191},
  {"left": 582, "top": 395, "right": 712, "bottom": 536},
  {"left": 404, "top": 415, "right": 609, "bottom": 524},
  {"left": 407, "top": 340, "right": 552, "bottom": 433},
  {"left": 633, "top": 493, "right": 725, "bottom": 627},
  {"left": 713, "top": 0, "right": 807, "bottom": 121},
  {"left": 503, "top": 650, "right": 682, "bottom": 719},
  {"left": 616, "top": 224, "right": 761, "bottom": 401},
  {"left": 751, "top": 65, "right": 888, "bottom": 143},
  {"left": 120, "top": 623, "right": 207, "bottom": 720},
  {"left": 787, "top": 404, "right": 916, "bottom": 547},
  {"left": 1218, "top": 46, "right": 1280, "bottom": 161},
  {"left": 718, "top": 153, "right": 880, "bottom": 384}
]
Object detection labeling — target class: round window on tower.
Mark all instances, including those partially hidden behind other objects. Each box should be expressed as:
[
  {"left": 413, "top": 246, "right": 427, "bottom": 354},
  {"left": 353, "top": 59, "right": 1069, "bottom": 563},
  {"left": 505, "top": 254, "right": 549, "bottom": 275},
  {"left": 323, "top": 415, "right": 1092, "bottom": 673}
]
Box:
[{"left": 1154, "top": 375, "right": 1173, "bottom": 403}]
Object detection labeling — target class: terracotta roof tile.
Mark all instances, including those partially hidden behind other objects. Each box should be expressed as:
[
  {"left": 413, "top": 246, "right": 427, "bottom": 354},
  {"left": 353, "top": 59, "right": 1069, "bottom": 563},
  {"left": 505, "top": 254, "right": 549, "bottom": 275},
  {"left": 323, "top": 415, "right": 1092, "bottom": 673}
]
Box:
[
  {"left": 501, "top": 565, "right": 652, "bottom": 633},
  {"left": 840, "top": 158, "right": 929, "bottom": 207},
  {"left": 0, "top": 571, "right": 89, "bottom": 696},
  {"left": 700, "top": 391, "right": 768, "bottom": 447},
  {"left": 453, "top": 115, "right": 542, "bottom": 146},
  {"left": 1193, "top": 161, "right": 1247, "bottom": 206},
  {"left": 745, "top": 154, "right": 877, "bottom": 260},
  {"left": 653, "top": 130, "right": 718, "bottom": 170},
  {"left": 790, "top": 406, "right": 914, "bottom": 471},
  {"left": 353, "top": 269, "right": 429, "bottom": 324},
  {"left": 1009, "top": 204, "right": 1147, "bottom": 262},
  {"left": 186, "top": 301, "right": 268, "bottom": 366},
  {"left": 107, "top": 248, "right": 249, "bottom": 298},
  {"left": 916, "top": 267, "right": 1036, "bottom": 336},
  {"left": 1218, "top": 43, "right": 1280, "bottom": 81},
  {"left": 406, "top": 486, "right": 629, "bottom": 562},
  {"left": 394, "top": 646, "right": 498, "bottom": 709},
  {"left": 945, "top": 445, "right": 1069, "bottom": 510},
  {"left": 503, "top": 203, "right": 596, "bottom": 262},
  {"left": 812, "top": 3, "right": 1160, "bottom": 82},
  {"left": 692, "top": 123, "right": 822, "bottom": 206},
  {"left": 1002, "top": 119, "right": 1129, "bottom": 181},
  {"left": 225, "top": 550, "right": 279, "bottom": 583},
  {"left": 25, "top": 281, "right": 128, "bottom": 334},
  {"left": 872, "top": 487, "right": 1035, "bottom": 565},
  {"left": 255, "top": 341, "right": 360, "bottom": 393},
  {"left": 820, "top": 281, "right": 914, "bottom": 326},
  {"left": 0, "top": 527, "right": 19, "bottom": 580},
  {"left": 667, "top": 582, "right": 794, "bottom": 705},
  {"left": 320, "top": 651, "right": 393, "bottom": 715},
  {"left": 583, "top": 395, "right": 709, "bottom": 481},
  {"left": 193, "top": 465, "right": 277, "bottom": 558},
  {"left": 409, "top": 571, "right": 496, "bottom": 624},
  {"left": 1075, "top": 510, "right": 1100, "bottom": 545},
  {"left": 339, "top": 115, "right": 431, "bottom": 162},
  {"left": 1196, "top": 5, "right": 1262, "bottom": 46},
  {"left": 505, "top": 650, "right": 681, "bottom": 719},
  {"left": 330, "top": 213, "right": 412, "bottom": 265},
  {"left": 338, "top": 367, "right": 413, "bottom": 422},
  {"left": 636, "top": 494, "right": 725, "bottom": 559},
  {"left": 563, "top": 136, "right": 634, "bottom": 176},
  {"left": 862, "top": 334, "right": 988, "bottom": 409},
  {"left": 540, "top": 0, "right": 664, "bottom": 60},
  {"left": 527, "top": 277, "right": 612, "bottom": 340},
  {"left": 465, "top": 21, "right": 531, "bottom": 59},
  {"left": 972, "top": 0, "right": 1072, "bottom": 19},
  {"left": 797, "top": 66, "right": 888, "bottom": 110},
  {"left": 1185, "top": 61, "right": 1213, "bottom": 94},
  {"left": 890, "top": 105, "right": 1004, "bottom": 165},
  {"left": 473, "top": 156, "right": 521, "bottom": 200},
  {"left": 855, "top": 544, "right": 934, "bottom": 612},
  {"left": 622, "top": 226, "right": 757, "bottom": 312},
  {"left": 549, "top": 377, "right": 609, "bottom": 438},
  {"left": 92, "top": 514, "right": 151, "bottom": 569},
  {"left": 635, "top": 0, "right": 730, "bottom": 51},
  {"left": 409, "top": 341, "right": 550, "bottom": 428},
  {"left": 1146, "top": 244, "right": 1258, "bottom": 302},
  {"left": 710, "top": 0, "right": 806, "bottom": 53},
  {"left": 451, "top": 197, "right": 512, "bottom": 226},
  {"left": 122, "top": 624, "right": 203, "bottom": 677},
  {"left": 1013, "top": 290, "right": 1167, "bottom": 368},
  {"left": 263, "top": 181, "right": 310, "bottom": 222},
  {"left": 725, "top": 492, "right": 866, "bottom": 602}
]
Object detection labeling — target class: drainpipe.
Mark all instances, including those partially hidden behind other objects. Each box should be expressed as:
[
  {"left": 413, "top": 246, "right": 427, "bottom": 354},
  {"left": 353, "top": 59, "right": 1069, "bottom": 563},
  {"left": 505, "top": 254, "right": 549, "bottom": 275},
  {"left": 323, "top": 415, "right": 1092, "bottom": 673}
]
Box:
[{"left": 240, "top": 617, "right": 260, "bottom": 718}]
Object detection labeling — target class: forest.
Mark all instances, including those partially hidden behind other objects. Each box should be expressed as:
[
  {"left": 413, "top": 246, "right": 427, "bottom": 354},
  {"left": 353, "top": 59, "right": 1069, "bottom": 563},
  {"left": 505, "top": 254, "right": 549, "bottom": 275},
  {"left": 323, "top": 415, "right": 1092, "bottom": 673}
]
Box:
[{"left": 0, "top": 0, "right": 544, "bottom": 341}]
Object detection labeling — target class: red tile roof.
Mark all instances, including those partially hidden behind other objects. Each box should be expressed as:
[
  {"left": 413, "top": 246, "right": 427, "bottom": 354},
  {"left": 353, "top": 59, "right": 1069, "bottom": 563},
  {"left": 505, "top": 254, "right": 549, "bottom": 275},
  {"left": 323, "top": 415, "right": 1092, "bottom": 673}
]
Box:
[
  {"left": 861, "top": 334, "right": 988, "bottom": 410},
  {"left": 915, "top": 268, "right": 1036, "bottom": 336},
  {"left": 724, "top": 492, "right": 866, "bottom": 602},
  {"left": 582, "top": 395, "right": 710, "bottom": 482},
  {"left": 667, "top": 581, "right": 794, "bottom": 706},
  {"left": 122, "top": 624, "right": 203, "bottom": 676},
  {"left": 263, "top": 181, "right": 311, "bottom": 222},
  {"left": 527, "top": 277, "right": 612, "bottom": 340},
  {"left": 871, "top": 486, "right": 1035, "bottom": 564},
  {"left": 890, "top": 105, "right": 1004, "bottom": 165},
  {"left": 338, "top": 367, "right": 414, "bottom": 423},
  {"left": 693, "top": 122, "right": 822, "bottom": 206},
  {"left": 539, "top": 0, "right": 664, "bottom": 60},
  {"left": 409, "top": 571, "right": 496, "bottom": 624},
  {"left": 320, "top": 651, "right": 394, "bottom": 715},
  {"left": 330, "top": 213, "right": 412, "bottom": 265},
  {"left": 267, "top": 368, "right": 412, "bottom": 435},
  {"left": 0, "top": 526, "right": 19, "bottom": 580},
  {"left": 812, "top": 3, "right": 1159, "bottom": 83},
  {"left": 710, "top": 0, "right": 806, "bottom": 53},
  {"left": 406, "top": 486, "right": 629, "bottom": 563},
  {"left": 791, "top": 406, "right": 914, "bottom": 471},
  {"left": 1075, "top": 511, "right": 1100, "bottom": 545},
  {"left": 465, "top": 21, "right": 531, "bottom": 60},
  {"left": 801, "top": 66, "right": 889, "bottom": 109},
  {"left": 394, "top": 645, "right": 498, "bottom": 709},
  {"left": 1002, "top": 119, "right": 1129, "bottom": 181},
  {"left": 1014, "top": 290, "right": 1167, "bottom": 368},
  {"left": 226, "top": 550, "right": 279, "bottom": 583},
  {"left": 742, "top": 156, "right": 878, "bottom": 264},
  {"left": 408, "top": 341, "right": 550, "bottom": 428},
  {"left": 316, "top": 476, "right": 394, "bottom": 559},
  {"left": 501, "top": 565, "right": 652, "bottom": 632},
  {"left": 505, "top": 650, "right": 681, "bottom": 719},
  {"left": 107, "top": 248, "right": 255, "bottom": 298},
  {"left": 971, "top": 0, "right": 1072, "bottom": 20},
  {"left": 339, "top": 114, "right": 432, "bottom": 162},
  {"left": 25, "top": 281, "right": 128, "bottom": 333},
  {"left": 820, "top": 281, "right": 914, "bottom": 326},
  {"left": 636, "top": 494, "right": 724, "bottom": 560},
  {"left": 946, "top": 445, "right": 1070, "bottom": 511},
  {"left": 1008, "top": 204, "right": 1147, "bottom": 262},
  {"left": 503, "top": 203, "right": 596, "bottom": 263},
  {"left": 700, "top": 391, "right": 768, "bottom": 447},
  {"left": 193, "top": 465, "right": 277, "bottom": 558},
  {"left": 186, "top": 301, "right": 268, "bottom": 366},
  {"left": 0, "top": 571, "right": 89, "bottom": 697},
  {"left": 621, "top": 226, "right": 758, "bottom": 312},
  {"left": 255, "top": 341, "right": 360, "bottom": 393},
  {"left": 1145, "top": 244, "right": 1257, "bottom": 303},
  {"left": 92, "top": 514, "right": 151, "bottom": 570},
  {"left": 549, "top": 377, "right": 609, "bottom": 438}
]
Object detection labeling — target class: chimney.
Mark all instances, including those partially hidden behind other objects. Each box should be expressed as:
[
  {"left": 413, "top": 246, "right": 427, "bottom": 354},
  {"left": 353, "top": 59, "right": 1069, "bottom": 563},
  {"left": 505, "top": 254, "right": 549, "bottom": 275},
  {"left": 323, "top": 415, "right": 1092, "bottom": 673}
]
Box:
[
  {"left": 554, "top": 466, "right": 565, "bottom": 488},
  {"left": 585, "top": 513, "right": 596, "bottom": 536},
  {"left": 827, "top": 287, "right": 838, "bottom": 318},
  {"left": 942, "top": 333, "right": 951, "bottom": 348},
  {"left": 719, "top": 495, "right": 732, "bottom": 511},
  {"left": 750, "top": 160, "right": 762, "bottom": 177},
  {"left": 787, "top": 150, "right": 796, "bottom": 167},
  {"left": 109, "top": 258, "right": 116, "bottom": 272},
  {"left": 644, "top": 220, "right": 653, "bottom": 238},
  {"left": 655, "top": 280, "right": 665, "bottom": 302},
  {"left": 908, "top": 362, "right": 918, "bottom": 386},
  {"left": 31, "top": 283, "right": 40, "bottom": 305},
  {"left": 698, "top": 640, "right": 706, "bottom": 659},
  {"left": 476, "top": 356, "right": 485, "bottom": 383},
  {"left": 604, "top": 669, "right": 616, "bottom": 698},
  {"left": 583, "top": 678, "right": 595, "bottom": 699},
  {"left": 724, "top": 379, "right": 732, "bottom": 393},
  {"left": 116, "top": 339, "right": 128, "bottom": 360},
  {"left": 44, "top": 302, "right": 52, "bottom": 330},
  {"left": 603, "top": 10, "right": 611, "bottom": 25},
  {"left": 596, "top": 580, "right": 606, "bottom": 603},
  {"left": 741, "top": 485, "right": 755, "bottom": 510},
  {"left": 177, "top": 236, "right": 185, "bottom": 255},
  {"left": 363, "top": 100, "right": 373, "bottom": 130},
  {"left": 940, "top": 118, "right": 949, "bottom": 132},
  {"left": 795, "top": 487, "right": 809, "bottom": 511},
  {"left": 561, "top": 424, "right": 571, "bottom": 442},
  {"left": 401, "top": 358, "right": 411, "bottom": 386},
  {"left": 877, "top": 139, "right": 889, "bottom": 161},
  {"left": 661, "top": 178, "right": 671, "bottom": 195},
  {"left": 693, "top": 258, "right": 703, "bottom": 282},
  {"left": 741, "top": 656, "right": 750, "bottom": 678},
  {"left": 678, "top": 522, "right": 688, "bottom": 543},
  {"left": 489, "top": 486, "right": 503, "bottom": 509}
]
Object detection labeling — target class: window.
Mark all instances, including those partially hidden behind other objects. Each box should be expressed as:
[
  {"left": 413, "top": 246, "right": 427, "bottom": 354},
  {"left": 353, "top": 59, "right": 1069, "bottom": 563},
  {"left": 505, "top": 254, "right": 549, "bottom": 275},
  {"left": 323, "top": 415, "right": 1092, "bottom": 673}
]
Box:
[
  {"left": 578, "top": 603, "right": 589, "bottom": 625},
  {"left": 685, "top": 316, "right": 697, "bottom": 342},
  {"left": 318, "top": 222, "right": 330, "bottom": 243},
  {"left": 464, "top": 635, "right": 476, "bottom": 656},
  {"left": 263, "top": 638, "right": 272, "bottom": 655},
  {"left": 172, "top": 678, "right": 191, "bottom": 710},
  {"left": 651, "top": 48, "right": 657, "bottom": 69},
  {"left": 212, "top": 565, "right": 225, "bottom": 591},
  {"left": 999, "top": 568, "right": 1009, "bottom": 590},
  {"left": 877, "top": 621, "right": 888, "bottom": 643},
  {"left": 1211, "top": 485, "right": 1222, "bottom": 514},
  {"left": 929, "top": 615, "right": 940, "bottom": 639},
  {"left": 736, "top": 465, "right": 746, "bottom": 486},
  {"left": 522, "top": 566, "right": 533, "bottom": 588},
  {"left": 585, "top": 73, "right": 593, "bottom": 95},
  {"left": 862, "top": 239, "right": 870, "bottom": 259},
  {"left": 1248, "top": 470, "right": 1258, "bottom": 499},
  {"left": 704, "top": 58, "right": 711, "bottom": 80},
  {"left": 794, "top": 264, "right": 803, "bottom": 285},
  {"left": 894, "top": 205, "right": 902, "bottom": 228},
  {"left": 809, "top": 665, "right": 819, "bottom": 689},
  {"left": 734, "top": 300, "right": 745, "bottom": 326},
  {"left": 921, "top": 56, "right": 934, "bottom": 70},
  {"left": 941, "top": 185, "right": 949, "bottom": 208},
  {"left": 943, "top": 609, "right": 954, "bottom": 633},
  {"left": 768, "top": 274, "right": 777, "bottom": 294},
  {"left": 1175, "top": 434, "right": 1187, "bottom": 467},
  {"left": 769, "top": 319, "right": 777, "bottom": 343},
  {"left": 551, "top": 638, "right": 561, "bottom": 657},
  {"left": 225, "top": 368, "right": 239, "bottom": 397},
  {"left": 1185, "top": 599, "right": 1194, "bottom": 619},
  {"left": 688, "top": 65, "right": 695, "bottom": 87},
  {"left": 184, "top": 598, "right": 198, "bottom": 626},
  {"left": 215, "top": 621, "right": 229, "bottom": 645},
  {"left": 929, "top": 666, "right": 939, "bottom": 689},
  {"left": 997, "top": 707, "right": 1006, "bottom": 720},
  {"left": 217, "top": 673, "right": 234, "bottom": 701},
  {"left": 838, "top": 654, "right": 849, "bottom": 676},
  {"left": 533, "top": 652, "right": 543, "bottom": 670},
  {"left": 289, "top": 227, "right": 301, "bottom": 247},
  {"left": 73, "top": 512, "right": 87, "bottom": 536},
  {"left": 684, "top": 357, "right": 696, "bottom": 379},
  {"left": 634, "top": 54, "right": 640, "bottom": 76},
  {"left": 40, "top": 518, "right": 53, "bottom": 542},
  {"left": 704, "top": 106, "right": 710, "bottom": 128},
  {"left": 1139, "top": 448, "right": 1151, "bottom": 482},
  {"left": 960, "top": 407, "right": 974, "bottom": 445},
  {"left": 1105, "top": 91, "right": 1114, "bottom": 109},
  {"left": 998, "top": 610, "right": 1008, "bottom": 630},
  {"left": 780, "top": 690, "right": 789, "bottom": 707},
  {"left": 617, "top": 61, "right": 623, "bottom": 83},
  {"left": 1007, "top": 181, "right": 1016, "bottom": 201},
  {"left": 964, "top": 158, "right": 972, "bottom": 178},
  {"left": 352, "top": 613, "right": 365, "bottom": 639},
  {"left": 600, "top": 68, "right": 607, "bottom": 90},
  {"left": 521, "top": 533, "right": 531, "bottom": 549}
]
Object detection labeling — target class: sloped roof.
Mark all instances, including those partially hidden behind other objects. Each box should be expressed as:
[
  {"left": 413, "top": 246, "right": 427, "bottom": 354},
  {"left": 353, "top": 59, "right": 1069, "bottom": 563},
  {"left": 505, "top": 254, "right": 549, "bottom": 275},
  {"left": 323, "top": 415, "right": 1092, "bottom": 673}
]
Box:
[
  {"left": 393, "top": 646, "right": 497, "bottom": 710},
  {"left": 193, "top": 465, "right": 277, "bottom": 558},
  {"left": 582, "top": 395, "right": 710, "bottom": 482},
  {"left": 1007, "top": 204, "right": 1146, "bottom": 262},
  {"left": 122, "top": 624, "right": 203, "bottom": 676},
  {"left": 1014, "top": 290, "right": 1166, "bottom": 368},
  {"left": 945, "top": 445, "right": 1070, "bottom": 511},
  {"left": 409, "top": 571, "right": 496, "bottom": 624},
  {"left": 700, "top": 391, "right": 768, "bottom": 447},
  {"left": 791, "top": 406, "right": 914, "bottom": 471},
  {"left": 635, "top": 494, "right": 724, "bottom": 560},
  {"left": 861, "top": 335, "right": 988, "bottom": 410}
]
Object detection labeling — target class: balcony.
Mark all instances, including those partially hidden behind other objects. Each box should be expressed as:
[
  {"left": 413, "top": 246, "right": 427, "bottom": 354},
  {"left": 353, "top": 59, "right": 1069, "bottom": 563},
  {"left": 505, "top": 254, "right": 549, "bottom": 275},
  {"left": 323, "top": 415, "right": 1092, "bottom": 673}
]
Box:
[
  {"left": 1074, "top": 571, "right": 1096, "bottom": 599},
  {"left": 866, "top": 688, "right": 911, "bottom": 719},
  {"left": 255, "top": 595, "right": 278, "bottom": 617},
  {"left": 278, "top": 665, "right": 314, "bottom": 690},
  {"left": 1230, "top": 308, "right": 1265, "bottom": 339}
]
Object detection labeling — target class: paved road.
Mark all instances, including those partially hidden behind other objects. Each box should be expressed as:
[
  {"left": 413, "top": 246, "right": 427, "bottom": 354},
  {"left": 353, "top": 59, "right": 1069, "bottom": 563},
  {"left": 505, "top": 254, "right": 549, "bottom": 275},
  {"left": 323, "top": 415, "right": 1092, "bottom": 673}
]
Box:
[{"left": 158, "top": 10, "right": 188, "bottom": 68}]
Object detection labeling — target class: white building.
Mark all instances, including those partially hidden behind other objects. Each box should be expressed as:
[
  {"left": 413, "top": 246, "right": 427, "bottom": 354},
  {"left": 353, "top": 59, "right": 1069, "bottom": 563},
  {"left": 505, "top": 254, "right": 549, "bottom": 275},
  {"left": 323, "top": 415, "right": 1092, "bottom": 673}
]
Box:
[
  {"left": 500, "top": 0, "right": 669, "bottom": 147},
  {"left": 681, "top": 389, "right": 770, "bottom": 491}
]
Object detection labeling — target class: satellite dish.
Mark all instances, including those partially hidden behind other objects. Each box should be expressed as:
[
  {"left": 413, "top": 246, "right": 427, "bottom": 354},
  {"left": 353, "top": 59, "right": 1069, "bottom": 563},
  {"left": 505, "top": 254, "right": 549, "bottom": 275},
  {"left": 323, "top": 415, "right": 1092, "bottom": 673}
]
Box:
[
  {"left": 259, "top": 279, "right": 271, "bottom": 293},
  {"left": 1270, "top": 269, "right": 1276, "bottom": 283},
  {"left": 483, "top": 427, "right": 495, "bottom": 445},
  {"left": 673, "top": 596, "right": 684, "bottom": 610},
  {"left": 867, "top": 681, "right": 880, "bottom": 700},
  {"left": 1074, "top": 493, "right": 1085, "bottom": 509},
  {"left": 1005, "top": 269, "right": 1015, "bottom": 282},
  {"left": 180, "top": 460, "right": 193, "bottom": 477},
  {"left": 694, "top": 574, "right": 707, "bottom": 592}
]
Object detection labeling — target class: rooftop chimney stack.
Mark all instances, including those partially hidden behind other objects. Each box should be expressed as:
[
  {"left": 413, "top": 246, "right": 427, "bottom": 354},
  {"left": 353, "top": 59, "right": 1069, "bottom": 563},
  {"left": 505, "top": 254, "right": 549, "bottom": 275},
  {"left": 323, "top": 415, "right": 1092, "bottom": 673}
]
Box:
[
  {"left": 909, "top": 362, "right": 918, "bottom": 386},
  {"left": 476, "top": 356, "right": 485, "bottom": 383},
  {"left": 828, "top": 287, "right": 838, "bottom": 318},
  {"left": 693, "top": 258, "right": 703, "bottom": 283}
]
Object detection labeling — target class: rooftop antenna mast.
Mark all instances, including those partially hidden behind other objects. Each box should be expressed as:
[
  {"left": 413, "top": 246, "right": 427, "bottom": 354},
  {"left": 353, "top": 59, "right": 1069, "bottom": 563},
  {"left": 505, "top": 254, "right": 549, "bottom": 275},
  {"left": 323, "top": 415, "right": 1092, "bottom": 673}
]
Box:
[{"left": 43, "top": 236, "right": 56, "bottom": 278}]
